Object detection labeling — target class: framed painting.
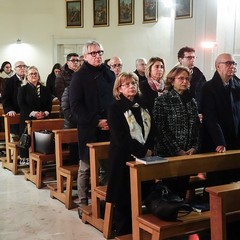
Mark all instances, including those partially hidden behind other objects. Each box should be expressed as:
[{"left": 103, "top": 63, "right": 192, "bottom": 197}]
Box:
[
  {"left": 66, "top": 0, "right": 83, "bottom": 28},
  {"left": 175, "top": 0, "right": 193, "bottom": 19},
  {"left": 118, "top": 0, "right": 134, "bottom": 25},
  {"left": 143, "top": 0, "right": 158, "bottom": 23},
  {"left": 93, "top": 0, "right": 109, "bottom": 27}
]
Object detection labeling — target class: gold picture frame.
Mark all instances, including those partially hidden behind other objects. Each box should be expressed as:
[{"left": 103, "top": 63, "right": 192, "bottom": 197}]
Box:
[
  {"left": 118, "top": 0, "right": 134, "bottom": 26},
  {"left": 93, "top": 0, "right": 109, "bottom": 27},
  {"left": 175, "top": 0, "right": 193, "bottom": 20},
  {"left": 66, "top": 0, "right": 83, "bottom": 28},
  {"left": 143, "top": 0, "right": 158, "bottom": 23}
]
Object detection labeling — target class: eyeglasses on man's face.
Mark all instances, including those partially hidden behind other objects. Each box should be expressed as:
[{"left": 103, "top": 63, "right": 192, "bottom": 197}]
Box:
[
  {"left": 16, "top": 65, "right": 27, "bottom": 69},
  {"left": 87, "top": 50, "right": 104, "bottom": 57},
  {"left": 183, "top": 56, "right": 196, "bottom": 60},
  {"left": 219, "top": 61, "right": 237, "bottom": 67},
  {"left": 68, "top": 59, "right": 80, "bottom": 63},
  {"left": 111, "top": 64, "right": 123, "bottom": 68}
]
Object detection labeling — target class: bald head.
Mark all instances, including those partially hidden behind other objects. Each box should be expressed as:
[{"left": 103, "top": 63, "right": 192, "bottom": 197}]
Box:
[
  {"left": 215, "top": 53, "right": 237, "bottom": 83},
  {"left": 109, "top": 56, "right": 123, "bottom": 77}
]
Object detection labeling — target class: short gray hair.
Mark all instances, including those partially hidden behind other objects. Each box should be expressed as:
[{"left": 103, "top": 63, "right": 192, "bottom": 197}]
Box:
[{"left": 82, "top": 40, "right": 104, "bottom": 55}]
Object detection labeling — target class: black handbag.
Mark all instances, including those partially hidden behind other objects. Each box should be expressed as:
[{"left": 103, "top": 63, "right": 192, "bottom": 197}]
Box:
[
  {"left": 18, "top": 127, "right": 31, "bottom": 149},
  {"left": 34, "top": 130, "right": 54, "bottom": 154},
  {"left": 145, "top": 182, "right": 192, "bottom": 221}
]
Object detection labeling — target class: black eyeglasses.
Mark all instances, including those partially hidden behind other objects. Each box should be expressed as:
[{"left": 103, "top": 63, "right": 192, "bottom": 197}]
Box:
[
  {"left": 110, "top": 64, "right": 123, "bottom": 68},
  {"left": 68, "top": 59, "right": 80, "bottom": 63},
  {"left": 183, "top": 56, "right": 196, "bottom": 60},
  {"left": 87, "top": 50, "right": 104, "bottom": 57},
  {"left": 16, "top": 65, "right": 27, "bottom": 68},
  {"left": 219, "top": 61, "right": 237, "bottom": 67}
]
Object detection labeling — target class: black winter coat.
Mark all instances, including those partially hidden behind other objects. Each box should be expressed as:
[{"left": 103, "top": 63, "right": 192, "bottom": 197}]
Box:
[
  {"left": 106, "top": 95, "right": 155, "bottom": 205},
  {"left": 69, "top": 61, "right": 115, "bottom": 160},
  {"left": 201, "top": 72, "right": 240, "bottom": 152}
]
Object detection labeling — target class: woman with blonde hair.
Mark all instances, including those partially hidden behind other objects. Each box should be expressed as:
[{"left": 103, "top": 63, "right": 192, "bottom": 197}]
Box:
[
  {"left": 139, "top": 57, "right": 166, "bottom": 116},
  {"left": 106, "top": 72, "right": 155, "bottom": 236},
  {"left": 17, "top": 66, "right": 52, "bottom": 165}
]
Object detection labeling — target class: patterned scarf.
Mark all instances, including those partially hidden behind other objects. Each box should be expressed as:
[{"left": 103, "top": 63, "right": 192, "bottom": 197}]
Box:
[
  {"left": 147, "top": 77, "right": 165, "bottom": 96},
  {"left": 123, "top": 105, "right": 151, "bottom": 145}
]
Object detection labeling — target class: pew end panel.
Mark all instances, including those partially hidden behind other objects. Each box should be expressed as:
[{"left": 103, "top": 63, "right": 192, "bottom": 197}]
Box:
[
  {"left": 1, "top": 114, "right": 20, "bottom": 174},
  {"left": 23, "top": 118, "right": 65, "bottom": 188},
  {"left": 80, "top": 141, "right": 114, "bottom": 239},
  {"left": 48, "top": 128, "right": 79, "bottom": 209}
]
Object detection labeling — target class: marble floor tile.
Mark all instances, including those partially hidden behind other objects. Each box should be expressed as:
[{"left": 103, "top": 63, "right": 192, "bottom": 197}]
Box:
[{"left": 0, "top": 162, "right": 108, "bottom": 240}]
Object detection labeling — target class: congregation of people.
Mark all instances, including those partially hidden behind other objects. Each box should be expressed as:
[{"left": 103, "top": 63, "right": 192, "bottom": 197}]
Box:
[{"left": 1, "top": 41, "right": 240, "bottom": 239}]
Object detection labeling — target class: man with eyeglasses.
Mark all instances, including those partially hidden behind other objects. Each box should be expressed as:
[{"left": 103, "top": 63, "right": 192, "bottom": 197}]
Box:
[
  {"left": 201, "top": 53, "right": 240, "bottom": 186},
  {"left": 109, "top": 56, "right": 123, "bottom": 77},
  {"left": 178, "top": 46, "right": 206, "bottom": 111},
  {"left": 69, "top": 40, "right": 115, "bottom": 208},
  {"left": 55, "top": 53, "right": 80, "bottom": 101},
  {"left": 2, "top": 61, "right": 27, "bottom": 140}
]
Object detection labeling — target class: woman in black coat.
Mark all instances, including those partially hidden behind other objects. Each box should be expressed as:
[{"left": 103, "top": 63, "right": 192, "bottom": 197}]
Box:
[
  {"left": 106, "top": 72, "right": 155, "bottom": 236},
  {"left": 17, "top": 66, "right": 52, "bottom": 165},
  {"left": 46, "top": 63, "right": 61, "bottom": 100},
  {"left": 139, "top": 57, "right": 166, "bottom": 117}
]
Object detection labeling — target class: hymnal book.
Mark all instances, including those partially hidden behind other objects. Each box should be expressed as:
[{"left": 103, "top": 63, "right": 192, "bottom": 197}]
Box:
[
  {"left": 190, "top": 203, "right": 209, "bottom": 213},
  {"left": 132, "top": 155, "right": 168, "bottom": 165}
]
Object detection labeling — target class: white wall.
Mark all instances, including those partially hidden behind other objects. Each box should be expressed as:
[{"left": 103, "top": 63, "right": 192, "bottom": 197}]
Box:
[
  {"left": 0, "top": 0, "right": 174, "bottom": 82},
  {"left": 0, "top": 0, "right": 239, "bottom": 82}
]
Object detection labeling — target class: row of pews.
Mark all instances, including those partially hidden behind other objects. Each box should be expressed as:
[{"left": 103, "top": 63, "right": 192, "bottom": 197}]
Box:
[{"left": 1, "top": 101, "right": 240, "bottom": 240}]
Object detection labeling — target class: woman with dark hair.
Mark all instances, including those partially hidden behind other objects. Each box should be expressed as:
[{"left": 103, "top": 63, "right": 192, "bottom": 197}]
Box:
[
  {"left": 46, "top": 63, "right": 62, "bottom": 100},
  {"left": 0, "top": 61, "right": 14, "bottom": 78},
  {"left": 139, "top": 57, "right": 166, "bottom": 116},
  {"left": 153, "top": 65, "right": 200, "bottom": 199}
]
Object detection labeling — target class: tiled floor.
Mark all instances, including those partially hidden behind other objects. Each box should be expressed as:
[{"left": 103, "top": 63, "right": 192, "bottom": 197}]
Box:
[{"left": 0, "top": 162, "right": 107, "bottom": 240}]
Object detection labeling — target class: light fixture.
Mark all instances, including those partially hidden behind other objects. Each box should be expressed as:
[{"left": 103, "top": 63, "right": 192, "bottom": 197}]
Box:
[
  {"left": 201, "top": 41, "right": 217, "bottom": 49},
  {"left": 17, "top": 39, "right": 21, "bottom": 44}
]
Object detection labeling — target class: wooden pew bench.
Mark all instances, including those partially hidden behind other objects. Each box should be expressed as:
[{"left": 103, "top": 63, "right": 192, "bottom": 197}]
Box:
[
  {"left": 47, "top": 128, "right": 79, "bottom": 209},
  {"left": 206, "top": 182, "right": 240, "bottom": 240},
  {"left": 80, "top": 142, "right": 114, "bottom": 239},
  {"left": 23, "top": 118, "right": 67, "bottom": 188},
  {"left": 1, "top": 114, "right": 20, "bottom": 174},
  {"left": 116, "top": 150, "right": 240, "bottom": 240}
]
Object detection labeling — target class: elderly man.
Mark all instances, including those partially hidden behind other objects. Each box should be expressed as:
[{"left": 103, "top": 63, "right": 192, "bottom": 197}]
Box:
[
  {"left": 201, "top": 53, "right": 240, "bottom": 186},
  {"left": 109, "top": 56, "right": 123, "bottom": 77},
  {"left": 70, "top": 40, "right": 115, "bottom": 207},
  {"left": 134, "top": 57, "right": 147, "bottom": 82},
  {"left": 2, "top": 61, "right": 27, "bottom": 141}
]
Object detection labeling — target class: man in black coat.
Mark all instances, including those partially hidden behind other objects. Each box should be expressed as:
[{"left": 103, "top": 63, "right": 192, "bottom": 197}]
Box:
[
  {"left": 69, "top": 40, "right": 115, "bottom": 206},
  {"left": 2, "top": 61, "right": 27, "bottom": 137},
  {"left": 201, "top": 53, "right": 240, "bottom": 185},
  {"left": 178, "top": 46, "right": 206, "bottom": 112}
]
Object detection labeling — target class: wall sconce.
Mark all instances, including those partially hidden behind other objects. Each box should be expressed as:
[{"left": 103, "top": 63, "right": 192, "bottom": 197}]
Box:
[
  {"left": 17, "top": 39, "right": 21, "bottom": 44},
  {"left": 201, "top": 41, "right": 217, "bottom": 49}
]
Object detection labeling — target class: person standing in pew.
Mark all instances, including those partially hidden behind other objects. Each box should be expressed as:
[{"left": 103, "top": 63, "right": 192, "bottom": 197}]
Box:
[
  {"left": 17, "top": 66, "right": 52, "bottom": 166},
  {"left": 201, "top": 53, "right": 240, "bottom": 186},
  {"left": 153, "top": 65, "right": 200, "bottom": 200},
  {"left": 69, "top": 40, "right": 115, "bottom": 207},
  {"left": 2, "top": 61, "right": 27, "bottom": 142},
  {"left": 106, "top": 72, "right": 155, "bottom": 236}
]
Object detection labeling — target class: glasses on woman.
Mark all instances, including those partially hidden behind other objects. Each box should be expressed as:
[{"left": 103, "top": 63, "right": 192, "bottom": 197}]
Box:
[{"left": 121, "top": 81, "right": 137, "bottom": 88}]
